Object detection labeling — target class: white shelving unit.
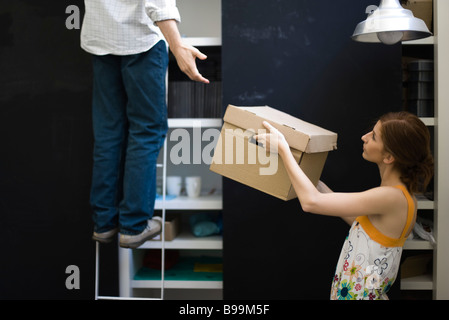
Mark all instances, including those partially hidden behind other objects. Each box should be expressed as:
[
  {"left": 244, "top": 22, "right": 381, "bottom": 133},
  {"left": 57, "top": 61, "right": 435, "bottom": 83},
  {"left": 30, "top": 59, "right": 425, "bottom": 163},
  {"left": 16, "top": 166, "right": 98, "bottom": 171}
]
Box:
[
  {"left": 400, "top": 0, "right": 449, "bottom": 299},
  {"left": 119, "top": 0, "right": 223, "bottom": 298},
  {"left": 156, "top": 194, "right": 222, "bottom": 210},
  {"left": 183, "top": 37, "right": 221, "bottom": 46},
  {"left": 168, "top": 118, "right": 222, "bottom": 128},
  {"left": 402, "top": 200, "right": 433, "bottom": 250},
  {"left": 401, "top": 274, "right": 434, "bottom": 291},
  {"left": 432, "top": 0, "right": 449, "bottom": 300},
  {"left": 141, "top": 232, "right": 223, "bottom": 250},
  {"left": 119, "top": 116, "right": 223, "bottom": 299}
]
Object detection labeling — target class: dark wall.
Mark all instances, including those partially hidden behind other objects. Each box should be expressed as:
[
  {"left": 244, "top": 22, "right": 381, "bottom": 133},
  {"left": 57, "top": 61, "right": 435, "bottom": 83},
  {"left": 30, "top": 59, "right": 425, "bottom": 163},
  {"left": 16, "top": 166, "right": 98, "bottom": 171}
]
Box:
[
  {"left": 222, "top": 0, "right": 402, "bottom": 299},
  {"left": 0, "top": 1, "right": 117, "bottom": 299}
]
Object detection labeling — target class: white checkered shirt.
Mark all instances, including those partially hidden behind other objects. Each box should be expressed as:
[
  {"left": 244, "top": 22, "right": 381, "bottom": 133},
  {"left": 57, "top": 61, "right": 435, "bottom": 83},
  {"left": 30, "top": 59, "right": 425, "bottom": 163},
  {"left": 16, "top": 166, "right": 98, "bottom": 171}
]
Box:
[{"left": 81, "top": 0, "right": 181, "bottom": 55}]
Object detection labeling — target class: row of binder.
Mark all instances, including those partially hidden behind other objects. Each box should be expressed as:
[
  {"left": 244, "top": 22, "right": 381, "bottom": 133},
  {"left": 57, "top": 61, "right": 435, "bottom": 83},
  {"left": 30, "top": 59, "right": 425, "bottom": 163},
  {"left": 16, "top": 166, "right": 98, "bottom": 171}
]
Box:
[{"left": 167, "top": 81, "right": 222, "bottom": 118}]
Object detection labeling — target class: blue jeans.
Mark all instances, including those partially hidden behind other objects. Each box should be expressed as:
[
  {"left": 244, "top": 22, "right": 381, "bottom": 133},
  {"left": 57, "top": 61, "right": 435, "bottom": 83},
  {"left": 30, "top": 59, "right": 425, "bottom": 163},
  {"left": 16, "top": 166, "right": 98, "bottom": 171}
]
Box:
[{"left": 90, "top": 40, "right": 168, "bottom": 235}]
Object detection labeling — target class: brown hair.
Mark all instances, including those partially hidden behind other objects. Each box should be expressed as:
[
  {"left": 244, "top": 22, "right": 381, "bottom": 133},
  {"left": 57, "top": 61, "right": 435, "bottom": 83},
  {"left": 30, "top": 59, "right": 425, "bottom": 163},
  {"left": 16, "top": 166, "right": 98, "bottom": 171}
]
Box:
[{"left": 379, "top": 112, "right": 434, "bottom": 194}]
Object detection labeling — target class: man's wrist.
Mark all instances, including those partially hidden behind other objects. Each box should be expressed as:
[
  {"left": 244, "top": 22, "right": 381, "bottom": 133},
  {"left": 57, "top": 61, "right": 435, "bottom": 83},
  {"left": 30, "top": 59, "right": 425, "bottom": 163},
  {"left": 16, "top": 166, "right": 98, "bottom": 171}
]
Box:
[{"left": 157, "top": 19, "right": 182, "bottom": 49}]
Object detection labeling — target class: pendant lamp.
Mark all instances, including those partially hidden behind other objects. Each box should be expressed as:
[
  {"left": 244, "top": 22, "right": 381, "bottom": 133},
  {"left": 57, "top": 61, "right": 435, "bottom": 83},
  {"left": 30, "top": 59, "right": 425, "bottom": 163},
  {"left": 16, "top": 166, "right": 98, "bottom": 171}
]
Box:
[{"left": 351, "top": 0, "right": 432, "bottom": 45}]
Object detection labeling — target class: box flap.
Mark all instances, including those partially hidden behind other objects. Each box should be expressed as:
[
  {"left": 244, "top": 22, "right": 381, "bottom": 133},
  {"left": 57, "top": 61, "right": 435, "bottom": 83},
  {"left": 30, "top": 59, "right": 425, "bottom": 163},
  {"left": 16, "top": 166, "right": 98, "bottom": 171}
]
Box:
[{"left": 223, "top": 105, "right": 337, "bottom": 153}]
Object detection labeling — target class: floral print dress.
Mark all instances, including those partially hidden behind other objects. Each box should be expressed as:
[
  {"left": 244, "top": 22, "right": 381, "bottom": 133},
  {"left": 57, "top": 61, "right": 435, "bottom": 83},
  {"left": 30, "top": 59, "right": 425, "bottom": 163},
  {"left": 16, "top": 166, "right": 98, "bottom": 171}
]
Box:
[{"left": 330, "top": 185, "right": 415, "bottom": 300}]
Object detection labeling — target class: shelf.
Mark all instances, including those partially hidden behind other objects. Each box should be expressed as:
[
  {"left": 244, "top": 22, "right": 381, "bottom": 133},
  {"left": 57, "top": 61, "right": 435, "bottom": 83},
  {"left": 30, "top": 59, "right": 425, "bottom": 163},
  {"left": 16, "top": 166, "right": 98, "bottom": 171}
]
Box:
[
  {"left": 403, "top": 239, "right": 433, "bottom": 250},
  {"left": 419, "top": 117, "right": 435, "bottom": 126},
  {"left": 143, "top": 231, "right": 223, "bottom": 250},
  {"left": 168, "top": 118, "right": 222, "bottom": 128},
  {"left": 402, "top": 36, "right": 434, "bottom": 45},
  {"left": 155, "top": 194, "right": 222, "bottom": 210},
  {"left": 417, "top": 199, "right": 434, "bottom": 210},
  {"left": 182, "top": 37, "right": 222, "bottom": 47},
  {"left": 132, "top": 279, "right": 222, "bottom": 289},
  {"left": 416, "top": 195, "right": 434, "bottom": 210},
  {"left": 401, "top": 274, "right": 433, "bottom": 290},
  {"left": 132, "top": 256, "right": 223, "bottom": 289}
]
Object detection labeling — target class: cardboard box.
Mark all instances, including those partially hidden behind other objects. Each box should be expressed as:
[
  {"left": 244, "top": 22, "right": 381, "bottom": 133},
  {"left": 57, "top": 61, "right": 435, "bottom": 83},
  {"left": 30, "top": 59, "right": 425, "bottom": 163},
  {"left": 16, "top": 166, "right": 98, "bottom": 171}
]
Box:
[
  {"left": 152, "top": 217, "right": 180, "bottom": 241},
  {"left": 402, "top": 0, "right": 433, "bottom": 32},
  {"left": 210, "top": 105, "right": 337, "bottom": 200},
  {"left": 401, "top": 253, "right": 433, "bottom": 279}
]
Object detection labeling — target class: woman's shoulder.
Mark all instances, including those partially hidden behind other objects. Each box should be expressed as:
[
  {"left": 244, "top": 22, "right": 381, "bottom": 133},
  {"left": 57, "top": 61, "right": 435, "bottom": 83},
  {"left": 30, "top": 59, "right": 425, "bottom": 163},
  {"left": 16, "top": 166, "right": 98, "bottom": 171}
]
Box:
[
  {"left": 379, "top": 184, "right": 415, "bottom": 205},
  {"left": 364, "top": 185, "right": 410, "bottom": 214},
  {"left": 366, "top": 185, "right": 405, "bottom": 196}
]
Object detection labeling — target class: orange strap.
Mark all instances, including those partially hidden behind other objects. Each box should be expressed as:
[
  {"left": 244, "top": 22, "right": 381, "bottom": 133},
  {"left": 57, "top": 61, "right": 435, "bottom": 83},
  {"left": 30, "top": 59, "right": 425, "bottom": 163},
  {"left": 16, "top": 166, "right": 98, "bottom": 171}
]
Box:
[
  {"left": 356, "top": 185, "right": 415, "bottom": 247},
  {"left": 395, "top": 185, "right": 416, "bottom": 239}
]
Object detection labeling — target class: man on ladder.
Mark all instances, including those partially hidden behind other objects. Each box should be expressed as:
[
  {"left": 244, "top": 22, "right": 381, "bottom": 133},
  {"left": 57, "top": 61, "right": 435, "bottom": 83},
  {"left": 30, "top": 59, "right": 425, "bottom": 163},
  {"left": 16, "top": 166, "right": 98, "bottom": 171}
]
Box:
[{"left": 80, "top": 0, "right": 209, "bottom": 298}]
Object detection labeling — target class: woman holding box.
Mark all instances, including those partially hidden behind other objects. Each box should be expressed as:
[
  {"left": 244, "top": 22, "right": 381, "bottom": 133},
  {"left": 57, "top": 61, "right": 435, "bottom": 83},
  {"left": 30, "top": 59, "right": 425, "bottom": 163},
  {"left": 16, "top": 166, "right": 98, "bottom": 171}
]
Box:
[{"left": 254, "top": 111, "right": 433, "bottom": 300}]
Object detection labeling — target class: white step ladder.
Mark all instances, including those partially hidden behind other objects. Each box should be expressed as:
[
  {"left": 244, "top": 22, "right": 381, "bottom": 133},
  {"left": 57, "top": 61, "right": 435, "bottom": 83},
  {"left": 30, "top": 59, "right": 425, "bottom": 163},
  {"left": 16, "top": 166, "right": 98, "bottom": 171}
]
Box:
[{"left": 94, "top": 138, "right": 168, "bottom": 300}]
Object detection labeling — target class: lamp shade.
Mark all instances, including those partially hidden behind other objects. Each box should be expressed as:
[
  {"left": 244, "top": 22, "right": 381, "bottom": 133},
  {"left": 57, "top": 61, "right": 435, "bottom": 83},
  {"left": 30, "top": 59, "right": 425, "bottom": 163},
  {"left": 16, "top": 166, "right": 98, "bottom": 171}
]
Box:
[{"left": 352, "top": 0, "right": 432, "bottom": 44}]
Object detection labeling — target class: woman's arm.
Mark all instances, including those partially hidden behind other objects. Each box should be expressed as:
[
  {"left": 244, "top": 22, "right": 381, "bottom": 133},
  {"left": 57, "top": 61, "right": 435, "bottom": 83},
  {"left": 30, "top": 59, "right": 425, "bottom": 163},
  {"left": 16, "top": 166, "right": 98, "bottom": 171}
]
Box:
[
  {"left": 255, "top": 121, "right": 398, "bottom": 220},
  {"left": 317, "top": 181, "right": 356, "bottom": 225}
]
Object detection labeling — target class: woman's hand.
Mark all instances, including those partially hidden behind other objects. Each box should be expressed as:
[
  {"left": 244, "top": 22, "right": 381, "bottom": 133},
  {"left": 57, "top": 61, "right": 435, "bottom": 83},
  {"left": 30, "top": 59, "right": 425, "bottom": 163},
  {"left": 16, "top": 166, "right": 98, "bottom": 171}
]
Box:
[{"left": 254, "top": 121, "right": 289, "bottom": 154}]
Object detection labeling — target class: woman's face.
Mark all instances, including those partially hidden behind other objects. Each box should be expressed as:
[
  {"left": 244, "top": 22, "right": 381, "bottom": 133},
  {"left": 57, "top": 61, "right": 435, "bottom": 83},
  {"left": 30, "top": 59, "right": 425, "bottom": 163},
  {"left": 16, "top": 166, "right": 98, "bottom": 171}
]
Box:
[{"left": 361, "top": 121, "right": 387, "bottom": 164}]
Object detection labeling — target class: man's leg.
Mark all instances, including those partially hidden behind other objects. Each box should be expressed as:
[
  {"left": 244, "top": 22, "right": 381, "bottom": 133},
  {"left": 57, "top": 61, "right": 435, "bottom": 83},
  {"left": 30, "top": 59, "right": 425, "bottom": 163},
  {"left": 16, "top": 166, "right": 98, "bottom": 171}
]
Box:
[
  {"left": 118, "top": 40, "right": 169, "bottom": 236},
  {"left": 90, "top": 54, "right": 128, "bottom": 236}
]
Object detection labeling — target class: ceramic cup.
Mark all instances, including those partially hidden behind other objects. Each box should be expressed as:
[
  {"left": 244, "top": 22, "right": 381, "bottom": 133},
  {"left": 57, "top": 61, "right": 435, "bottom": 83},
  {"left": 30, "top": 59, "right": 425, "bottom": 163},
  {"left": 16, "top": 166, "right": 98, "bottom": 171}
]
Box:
[
  {"left": 185, "top": 176, "right": 201, "bottom": 198},
  {"left": 166, "top": 176, "right": 182, "bottom": 196}
]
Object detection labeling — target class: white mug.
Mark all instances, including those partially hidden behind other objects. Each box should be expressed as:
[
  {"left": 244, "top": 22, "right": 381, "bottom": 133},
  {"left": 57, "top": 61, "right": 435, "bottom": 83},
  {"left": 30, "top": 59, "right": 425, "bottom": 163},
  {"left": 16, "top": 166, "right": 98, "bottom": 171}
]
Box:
[
  {"left": 185, "top": 176, "right": 201, "bottom": 198},
  {"left": 166, "top": 176, "right": 182, "bottom": 196}
]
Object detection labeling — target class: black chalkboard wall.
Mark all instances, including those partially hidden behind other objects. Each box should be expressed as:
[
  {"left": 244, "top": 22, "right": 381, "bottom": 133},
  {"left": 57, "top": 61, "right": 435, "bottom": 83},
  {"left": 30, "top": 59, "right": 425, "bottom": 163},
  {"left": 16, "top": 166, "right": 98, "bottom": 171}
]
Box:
[
  {"left": 0, "top": 1, "right": 117, "bottom": 299},
  {"left": 222, "top": 0, "right": 402, "bottom": 299}
]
